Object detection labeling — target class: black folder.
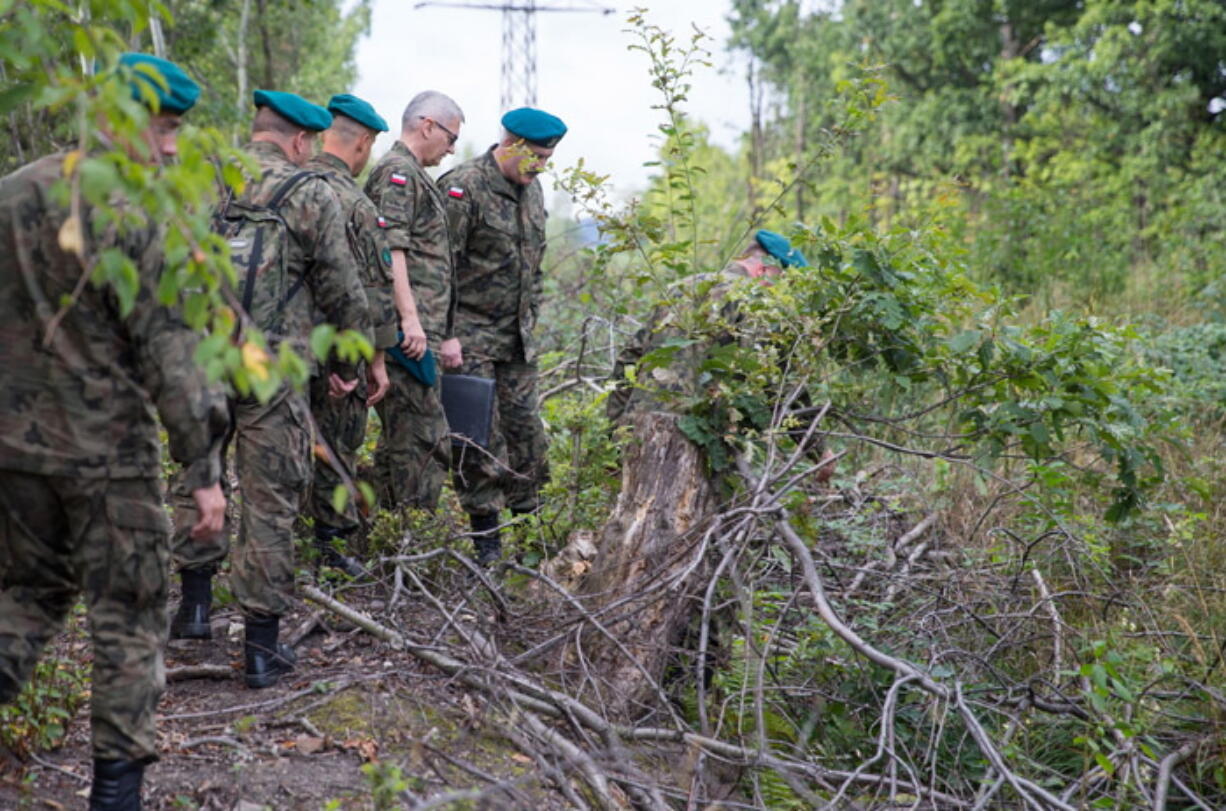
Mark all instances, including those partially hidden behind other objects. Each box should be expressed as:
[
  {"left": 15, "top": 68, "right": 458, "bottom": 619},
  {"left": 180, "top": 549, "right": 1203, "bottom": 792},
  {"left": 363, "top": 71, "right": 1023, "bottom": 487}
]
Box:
[{"left": 441, "top": 374, "right": 496, "bottom": 448}]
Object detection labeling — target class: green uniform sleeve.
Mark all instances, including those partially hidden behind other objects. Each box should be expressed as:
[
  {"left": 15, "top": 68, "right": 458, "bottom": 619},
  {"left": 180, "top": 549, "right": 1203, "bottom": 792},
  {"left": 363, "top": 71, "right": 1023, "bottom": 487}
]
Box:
[
  {"left": 125, "top": 227, "right": 229, "bottom": 492},
  {"left": 369, "top": 170, "right": 416, "bottom": 253},
  {"left": 351, "top": 203, "right": 399, "bottom": 349},
  {"left": 293, "top": 179, "right": 374, "bottom": 365}
]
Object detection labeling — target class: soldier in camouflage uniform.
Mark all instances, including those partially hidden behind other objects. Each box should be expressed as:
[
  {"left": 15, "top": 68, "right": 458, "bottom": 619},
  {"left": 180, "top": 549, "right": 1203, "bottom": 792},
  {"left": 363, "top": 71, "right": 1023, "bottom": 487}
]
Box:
[
  {"left": 607, "top": 231, "right": 834, "bottom": 481},
  {"left": 303, "top": 94, "right": 398, "bottom": 577},
  {"left": 170, "top": 90, "right": 372, "bottom": 690},
  {"left": 363, "top": 90, "right": 464, "bottom": 511},
  {"left": 0, "top": 54, "right": 228, "bottom": 810},
  {"left": 438, "top": 107, "right": 566, "bottom": 563}
]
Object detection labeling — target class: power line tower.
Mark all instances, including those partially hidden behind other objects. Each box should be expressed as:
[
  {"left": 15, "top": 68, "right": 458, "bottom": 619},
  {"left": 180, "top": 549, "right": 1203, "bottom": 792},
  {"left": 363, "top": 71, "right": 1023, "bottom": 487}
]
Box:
[{"left": 415, "top": 1, "right": 615, "bottom": 112}]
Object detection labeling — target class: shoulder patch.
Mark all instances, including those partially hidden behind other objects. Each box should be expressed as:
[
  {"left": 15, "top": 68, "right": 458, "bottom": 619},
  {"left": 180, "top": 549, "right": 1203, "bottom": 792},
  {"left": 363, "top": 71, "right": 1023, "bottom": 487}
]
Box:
[
  {"left": 447, "top": 186, "right": 465, "bottom": 199},
  {"left": 389, "top": 172, "right": 407, "bottom": 186},
  {"left": 380, "top": 248, "right": 392, "bottom": 267},
  {"left": 376, "top": 215, "right": 389, "bottom": 228}
]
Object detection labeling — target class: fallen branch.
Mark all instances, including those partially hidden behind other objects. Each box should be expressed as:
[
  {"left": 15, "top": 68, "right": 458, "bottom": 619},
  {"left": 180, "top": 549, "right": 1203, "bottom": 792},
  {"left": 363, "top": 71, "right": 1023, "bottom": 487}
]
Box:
[{"left": 166, "top": 664, "right": 233, "bottom": 682}]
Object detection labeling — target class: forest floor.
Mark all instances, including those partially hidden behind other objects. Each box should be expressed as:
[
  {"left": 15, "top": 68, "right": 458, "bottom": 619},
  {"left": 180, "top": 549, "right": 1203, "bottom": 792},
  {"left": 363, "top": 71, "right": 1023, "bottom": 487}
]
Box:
[{"left": 0, "top": 568, "right": 584, "bottom": 811}]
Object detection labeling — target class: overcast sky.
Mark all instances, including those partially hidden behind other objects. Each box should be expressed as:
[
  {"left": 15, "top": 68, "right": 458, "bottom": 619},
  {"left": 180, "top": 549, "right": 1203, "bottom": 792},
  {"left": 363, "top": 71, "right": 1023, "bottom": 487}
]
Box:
[{"left": 351, "top": 1, "right": 753, "bottom": 197}]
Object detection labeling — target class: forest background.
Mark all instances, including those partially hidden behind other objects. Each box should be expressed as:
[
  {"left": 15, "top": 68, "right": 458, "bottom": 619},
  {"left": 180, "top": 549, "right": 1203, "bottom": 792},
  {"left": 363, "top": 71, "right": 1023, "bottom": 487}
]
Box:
[{"left": 3, "top": 0, "right": 1226, "bottom": 808}]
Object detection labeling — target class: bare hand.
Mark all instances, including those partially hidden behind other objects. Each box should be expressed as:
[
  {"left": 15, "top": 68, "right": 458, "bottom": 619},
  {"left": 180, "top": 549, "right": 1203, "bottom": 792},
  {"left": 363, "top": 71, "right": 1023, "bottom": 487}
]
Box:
[
  {"left": 439, "top": 337, "right": 463, "bottom": 370},
  {"left": 366, "top": 351, "right": 390, "bottom": 407},
  {"left": 400, "top": 319, "right": 427, "bottom": 361},
  {"left": 189, "top": 482, "right": 226, "bottom": 540},
  {"left": 328, "top": 372, "right": 358, "bottom": 399}
]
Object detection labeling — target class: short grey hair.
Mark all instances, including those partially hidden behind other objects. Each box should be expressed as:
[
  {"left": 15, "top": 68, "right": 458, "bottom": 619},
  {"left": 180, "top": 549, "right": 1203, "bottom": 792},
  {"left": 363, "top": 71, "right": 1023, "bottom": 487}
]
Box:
[{"left": 402, "top": 91, "right": 465, "bottom": 131}]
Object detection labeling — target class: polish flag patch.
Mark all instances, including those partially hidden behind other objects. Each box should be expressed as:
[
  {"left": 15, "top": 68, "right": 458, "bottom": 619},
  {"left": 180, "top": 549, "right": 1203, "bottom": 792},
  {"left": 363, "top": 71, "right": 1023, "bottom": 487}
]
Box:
[
  {"left": 389, "top": 173, "right": 407, "bottom": 186},
  {"left": 376, "top": 215, "right": 389, "bottom": 228},
  {"left": 447, "top": 186, "right": 465, "bottom": 199}
]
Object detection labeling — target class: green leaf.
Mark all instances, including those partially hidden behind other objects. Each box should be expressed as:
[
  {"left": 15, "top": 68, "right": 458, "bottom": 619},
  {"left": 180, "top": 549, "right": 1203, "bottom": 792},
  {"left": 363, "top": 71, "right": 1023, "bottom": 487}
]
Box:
[
  {"left": 0, "top": 82, "right": 36, "bottom": 116},
  {"left": 309, "top": 324, "right": 337, "bottom": 362},
  {"left": 948, "top": 329, "right": 981, "bottom": 354}
]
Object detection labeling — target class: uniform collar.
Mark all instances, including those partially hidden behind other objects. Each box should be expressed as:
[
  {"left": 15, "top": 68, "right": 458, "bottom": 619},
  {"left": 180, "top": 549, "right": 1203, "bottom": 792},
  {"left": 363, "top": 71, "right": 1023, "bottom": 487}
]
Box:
[
  {"left": 311, "top": 149, "right": 352, "bottom": 176},
  {"left": 391, "top": 139, "right": 426, "bottom": 172},
  {"left": 481, "top": 145, "right": 525, "bottom": 200},
  {"left": 247, "top": 139, "right": 293, "bottom": 164}
]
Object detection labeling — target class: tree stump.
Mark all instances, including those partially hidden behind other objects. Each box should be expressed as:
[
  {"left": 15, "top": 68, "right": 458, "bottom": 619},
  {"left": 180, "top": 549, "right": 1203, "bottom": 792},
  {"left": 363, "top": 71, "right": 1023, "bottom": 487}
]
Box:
[{"left": 569, "top": 411, "right": 719, "bottom": 719}]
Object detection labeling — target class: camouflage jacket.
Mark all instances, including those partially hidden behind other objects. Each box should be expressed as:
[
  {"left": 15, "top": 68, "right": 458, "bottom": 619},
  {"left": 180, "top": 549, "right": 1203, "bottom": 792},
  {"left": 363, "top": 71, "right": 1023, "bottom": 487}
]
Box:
[
  {"left": 607, "top": 261, "right": 752, "bottom": 425},
  {"left": 364, "top": 141, "right": 455, "bottom": 348},
  {"left": 0, "top": 153, "right": 228, "bottom": 491},
  {"left": 232, "top": 141, "right": 372, "bottom": 366},
  {"left": 438, "top": 147, "right": 546, "bottom": 363},
  {"left": 305, "top": 150, "right": 398, "bottom": 350}
]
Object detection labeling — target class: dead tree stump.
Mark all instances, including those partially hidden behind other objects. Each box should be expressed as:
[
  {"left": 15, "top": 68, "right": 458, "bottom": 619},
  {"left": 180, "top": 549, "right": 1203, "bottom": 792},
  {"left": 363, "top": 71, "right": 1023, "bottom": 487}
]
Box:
[{"left": 569, "top": 411, "right": 719, "bottom": 719}]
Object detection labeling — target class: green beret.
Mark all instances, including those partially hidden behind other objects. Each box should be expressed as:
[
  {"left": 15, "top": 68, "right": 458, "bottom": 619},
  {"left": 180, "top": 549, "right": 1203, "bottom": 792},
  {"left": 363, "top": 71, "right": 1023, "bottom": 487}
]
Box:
[
  {"left": 253, "top": 89, "right": 332, "bottom": 132},
  {"left": 501, "top": 107, "right": 567, "bottom": 148},
  {"left": 119, "top": 53, "right": 200, "bottom": 115},
  {"left": 755, "top": 229, "right": 808, "bottom": 268},
  {"left": 326, "top": 93, "right": 389, "bottom": 133}
]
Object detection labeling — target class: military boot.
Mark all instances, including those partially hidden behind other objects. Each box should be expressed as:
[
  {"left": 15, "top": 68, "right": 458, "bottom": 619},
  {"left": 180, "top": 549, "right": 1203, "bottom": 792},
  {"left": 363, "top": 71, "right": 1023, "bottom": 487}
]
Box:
[
  {"left": 89, "top": 758, "right": 143, "bottom": 811},
  {"left": 169, "top": 568, "right": 212, "bottom": 640},
  {"left": 0, "top": 670, "right": 18, "bottom": 704},
  {"left": 470, "top": 512, "right": 502, "bottom": 567},
  {"left": 243, "top": 614, "right": 296, "bottom": 689},
  {"left": 314, "top": 527, "right": 368, "bottom": 579}
]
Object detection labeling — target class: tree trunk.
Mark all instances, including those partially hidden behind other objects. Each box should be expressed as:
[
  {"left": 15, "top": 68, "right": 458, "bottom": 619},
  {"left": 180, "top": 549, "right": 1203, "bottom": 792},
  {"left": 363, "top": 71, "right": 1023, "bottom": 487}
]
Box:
[
  {"left": 747, "top": 59, "right": 765, "bottom": 221},
  {"left": 256, "top": 0, "right": 274, "bottom": 90},
  {"left": 793, "top": 75, "right": 807, "bottom": 224},
  {"left": 235, "top": 0, "right": 251, "bottom": 110},
  {"left": 569, "top": 411, "right": 719, "bottom": 720}
]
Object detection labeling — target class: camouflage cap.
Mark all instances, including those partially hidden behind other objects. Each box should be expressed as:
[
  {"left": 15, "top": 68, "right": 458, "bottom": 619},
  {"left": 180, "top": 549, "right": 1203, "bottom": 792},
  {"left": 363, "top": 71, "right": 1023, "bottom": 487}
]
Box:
[
  {"left": 253, "top": 89, "right": 332, "bottom": 131},
  {"left": 119, "top": 52, "right": 200, "bottom": 115},
  {"left": 327, "top": 93, "right": 389, "bottom": 133},
  {"left": 501, "top": 107, "right": 567, "bottom": 148},
  {"left": 755, "top": 229, "right": 808, "bottom": 269}
]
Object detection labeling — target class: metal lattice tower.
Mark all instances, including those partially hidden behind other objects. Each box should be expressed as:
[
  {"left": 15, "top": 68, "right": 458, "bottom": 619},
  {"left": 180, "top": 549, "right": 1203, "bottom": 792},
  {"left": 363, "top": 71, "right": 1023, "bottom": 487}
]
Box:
[
  {"left": 415, "top": 1, "right": 614, "bottom": 113},
  {"left": 501, "top": 2, "right": 537, "bottom": 110}
]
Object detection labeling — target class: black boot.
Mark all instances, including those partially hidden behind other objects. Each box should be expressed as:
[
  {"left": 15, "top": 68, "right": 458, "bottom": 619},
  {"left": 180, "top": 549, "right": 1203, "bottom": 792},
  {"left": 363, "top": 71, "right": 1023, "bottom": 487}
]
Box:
[
  {"left": 470, "top": 513, "right": 502, "bottom": 567},
  {"left": 169, "top": 568, "right": 212, "bottom": 640},
  {"left": 314, "top": 528, "right": 368, "bottom": 579},
  {"left": 244, "top": 614, "right": 296, "bottom": 689},
  {"left": 89, "top": 758, "right": 144, "bottom": 811},
  {"left": 0, "top": 670, "right": 18, "bottom": 704}
]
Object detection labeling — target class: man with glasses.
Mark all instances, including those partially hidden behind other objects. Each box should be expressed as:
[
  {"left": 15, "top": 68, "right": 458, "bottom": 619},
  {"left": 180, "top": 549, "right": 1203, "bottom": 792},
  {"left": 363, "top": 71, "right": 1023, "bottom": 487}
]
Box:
[
  {"left": 364, "top": 91, "right": 465, "bottom": 512},
  {"left": 438, "top": 107, "right": 567, "bottom": 564}
]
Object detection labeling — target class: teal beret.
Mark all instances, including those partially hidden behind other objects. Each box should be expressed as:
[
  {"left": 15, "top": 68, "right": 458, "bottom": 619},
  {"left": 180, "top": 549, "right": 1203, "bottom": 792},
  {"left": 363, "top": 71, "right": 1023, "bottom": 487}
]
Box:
[
  {"left": 501, "top": 107, "right": 567, "bottom": 148},
  {"left": 253, "top": 89, "right": 332, "bottom": 131},
  {"left": 755, "top": 229, "right": 808, "bottom": 268},
  {"left": 119, "top": 53, "right": 199, "bottom": 115},
  {"left": 327, "top": 93, "right": 388, "bottom": 133}
]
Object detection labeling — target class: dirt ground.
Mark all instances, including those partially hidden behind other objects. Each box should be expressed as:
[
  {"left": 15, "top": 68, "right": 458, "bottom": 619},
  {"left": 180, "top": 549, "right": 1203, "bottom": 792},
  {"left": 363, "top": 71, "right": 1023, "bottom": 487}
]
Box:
[{"left": 0, "top": 575, "right": 576, "bottom": 811}]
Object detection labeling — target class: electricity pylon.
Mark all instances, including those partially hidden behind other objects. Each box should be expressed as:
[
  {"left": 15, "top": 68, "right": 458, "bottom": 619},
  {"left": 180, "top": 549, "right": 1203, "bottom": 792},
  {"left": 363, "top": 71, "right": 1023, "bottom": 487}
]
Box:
[{"left": 414, "top": 1, "right": 615, "bottom": 112}]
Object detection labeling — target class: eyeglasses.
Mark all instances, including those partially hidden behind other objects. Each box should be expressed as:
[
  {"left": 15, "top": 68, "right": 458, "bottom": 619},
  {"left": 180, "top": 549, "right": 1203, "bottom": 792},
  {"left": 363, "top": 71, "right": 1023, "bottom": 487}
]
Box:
[{"left": 421, "top": 116, "right": 458, "bottom": 146}]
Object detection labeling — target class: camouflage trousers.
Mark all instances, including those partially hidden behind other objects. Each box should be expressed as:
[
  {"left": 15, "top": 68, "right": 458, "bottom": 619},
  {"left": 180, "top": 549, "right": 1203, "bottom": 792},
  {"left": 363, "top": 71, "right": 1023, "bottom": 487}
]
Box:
[
  {"left": 373, "top": 359, "right": 450, "bottom": 511},
  {"left": 308, "top": 372, "right": 368, "bottom": 537},
  {"left": 0, "top": 472, "right": 169, "bottom": 762},
  {"left": 450, "top": 357, "right": 549, "bottom": 517},
  {"left": 173, "top": 387, "right": 311, "bottom": 617}
]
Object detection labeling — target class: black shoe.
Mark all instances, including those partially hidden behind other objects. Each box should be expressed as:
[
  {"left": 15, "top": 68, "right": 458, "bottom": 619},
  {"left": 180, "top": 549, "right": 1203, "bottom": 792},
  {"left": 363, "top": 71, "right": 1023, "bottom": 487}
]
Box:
[
  {"left": 169, "top": 568, "right": 213, "bottom": 640},
  {"left": 244, "top": 614, "right": 296, "bottom": 689},
  {"left": 90, "top": 758, "right": 143, "bottom": 811},
  {"left": 0, "top": 670, "right": 18, "bottom": 704},
  {"left": 470, "top": 513, "right": 502, "bottom": 567},
  {"left": 314, "top": 531, "right": 369, "bottom": 579}
]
